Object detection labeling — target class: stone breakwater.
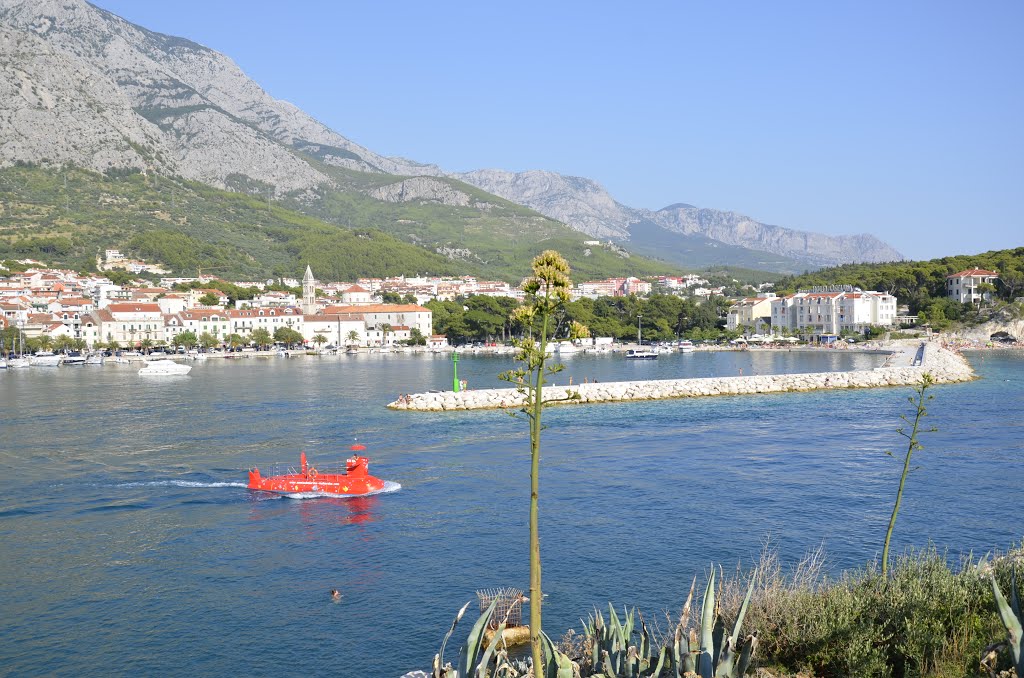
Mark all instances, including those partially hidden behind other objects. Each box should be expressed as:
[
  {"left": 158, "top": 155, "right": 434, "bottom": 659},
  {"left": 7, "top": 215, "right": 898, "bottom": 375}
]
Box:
[{"left": 387, "top": 343, "right": 976, "bottom": 412}]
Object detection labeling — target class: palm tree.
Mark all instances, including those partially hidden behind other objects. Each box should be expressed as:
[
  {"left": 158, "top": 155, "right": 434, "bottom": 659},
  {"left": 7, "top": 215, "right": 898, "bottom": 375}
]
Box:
[
  {"left": 140, "top": 338, "right": 153, "bottom": 354},
  {"left": 379, "top": 323, "right": 392, "bottom": 347},
  {"left": 346, "top": 330, "right": 360, "bottom": 347},
  {"left": 37, "top": 335, "right": 53, "bottom": 352},
  {"left": 227, "top": 333, "right": 245, "bottom": 350},
  {"left": 312, "top": 334, "right": 328, "bottom": 351}
]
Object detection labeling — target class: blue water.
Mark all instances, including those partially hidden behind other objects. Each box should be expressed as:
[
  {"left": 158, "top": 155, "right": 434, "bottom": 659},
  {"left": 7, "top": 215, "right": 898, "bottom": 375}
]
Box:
[{"left": 1, "top": 350, "right": 1021, "bottom": 676}]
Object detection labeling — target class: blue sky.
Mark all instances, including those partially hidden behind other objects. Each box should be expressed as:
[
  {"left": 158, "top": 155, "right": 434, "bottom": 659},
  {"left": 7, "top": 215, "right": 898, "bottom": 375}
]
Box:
[{"left": 94, "top": 1, "right": 1022, "bottom": 261}]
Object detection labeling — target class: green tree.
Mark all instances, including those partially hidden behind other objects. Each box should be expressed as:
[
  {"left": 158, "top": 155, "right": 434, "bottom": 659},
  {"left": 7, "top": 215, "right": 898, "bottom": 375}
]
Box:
[
  {"left": 881, "top": 374, "right": 937, "bottom": 578},
  {"left": 226, "top": 333, "right": 245, "bottom": 349},
  {"left": 250, "top": 328, "right": 272, "bottom": 349},
  {"left": 312, "top": 333, "right": 328, "bottom": 350},
  {"left": 273, "top": 326, "right": 303, "bottom": 348},
  {"left": 380, "top": 291, "right": 402, "bottom": 303},
  {"left": 53, "top": 335, "right": 73, "bottom": 353},
  {"left": 498, "top": 250, "right": 587, "bottom": 669},
  {"left": 406, "top": 327, "right": 426, "bottom": 346},
  {"left": 172, "top": 331, "right": 198, "bottom": 350},
  {"left": 199, "top": 332, "right": 220, "bottom": 349},
  {"left": 346, "top": 329, "right": 360, "bottom": 347},
  {"left": 139, "top": 337, "right": 154, "bottom": 354},
  {"left": 103, "top": 269, "right": 134, "bottom": 285},
  {"left": 378, "top": 323, "right": 392, "bottom": 346},
  {"left": 197, "top": 292, "right": 221, "bottom": 307},
  {"left": 36, "top": 335, "right": 53, "bottom": 352}
]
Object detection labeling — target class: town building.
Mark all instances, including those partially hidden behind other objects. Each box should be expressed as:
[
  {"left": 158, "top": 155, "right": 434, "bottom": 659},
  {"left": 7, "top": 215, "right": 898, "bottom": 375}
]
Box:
[
  {"left": 726, "top": 294, "right": 776, "bottom": 332},
  {"left": 769, "top": 288, "right": 897, "bottom": 337},
  {"left": 946, "top": 268, "right": 998, "bottom": 304}
]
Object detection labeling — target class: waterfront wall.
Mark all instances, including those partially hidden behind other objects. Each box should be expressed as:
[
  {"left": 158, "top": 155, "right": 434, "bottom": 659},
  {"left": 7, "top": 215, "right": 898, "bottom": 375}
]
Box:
[{"left": 388, "top": 343, "right": 976, "bottom": 412}]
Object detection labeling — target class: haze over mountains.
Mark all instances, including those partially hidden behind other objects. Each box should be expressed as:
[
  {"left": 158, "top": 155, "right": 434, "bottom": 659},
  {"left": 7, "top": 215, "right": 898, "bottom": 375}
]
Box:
[{"left": 0, "top": 0, "right": 902, "bottom": 272}]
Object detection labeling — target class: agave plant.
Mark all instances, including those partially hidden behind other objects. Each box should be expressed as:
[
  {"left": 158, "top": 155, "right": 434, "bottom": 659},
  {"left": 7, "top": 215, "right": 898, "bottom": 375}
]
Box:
[
  {"left": 583, "top": 567, "right": 758, "bottom": 678},
  {"left": 991, "top": 567, "right": 1023, "bottom": 676}
]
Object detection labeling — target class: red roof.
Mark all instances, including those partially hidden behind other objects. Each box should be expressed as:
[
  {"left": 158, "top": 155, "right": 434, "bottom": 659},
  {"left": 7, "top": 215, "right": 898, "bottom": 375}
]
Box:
[
  {"left": 107, "top": 303, "right": 162, "bottom": 313},
  {"left": 947, "top": 268, "right": 998, "bottom": 278},
  {"left": 322, "top": 304, "right": 429, "bottom": 314}
]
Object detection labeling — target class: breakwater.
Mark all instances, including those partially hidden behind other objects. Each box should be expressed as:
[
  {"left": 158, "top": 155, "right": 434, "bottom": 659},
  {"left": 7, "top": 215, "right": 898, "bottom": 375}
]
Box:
[{"left": 387, "top": 342, "right": 976, "bottom": 411}]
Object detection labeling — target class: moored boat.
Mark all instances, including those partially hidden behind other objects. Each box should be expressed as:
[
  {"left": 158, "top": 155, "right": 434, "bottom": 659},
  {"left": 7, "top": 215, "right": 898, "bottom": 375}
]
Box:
[
  {"left": 553, "top": 341, "right": 579, "bottom": 355},
  {"left": 138, "top": 360, "right": 192, "bottom": 376},
  {"left": 624, "top": 348, "right": 658, "bottom": 360},
  {"left": 248, "top": 446, "right": 386, "bottom": 496},
  {"left": 678, "top": 340, "right": 695, "bottom": 353},
  {"left": 31, "top": 351, "right": 62, "bottom": 367}
]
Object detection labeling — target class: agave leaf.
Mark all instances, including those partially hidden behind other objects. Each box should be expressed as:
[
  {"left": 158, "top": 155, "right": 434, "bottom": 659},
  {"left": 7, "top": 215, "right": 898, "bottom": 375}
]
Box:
[
  {"left": 1012, "top": 566, "right": 1021, "bottom": 624},
  {"left": 699, "top": 567, "right": 716, "bottom": 678},
  {"left": 601, "top": 648, "right": 616, "bottom": 677},
  {"left": 711, "top": 618, "right": 724, "bottom": 669},
  {"left": 649, "top": 645, "right": 668, "bottom": 678},
  {"left": 679, "top": 575, "right": 697, "bottom": 629},
  {"left": 992, "top": 573, "right": 1024, "bottom": 671},
  {"left": 730, "top": 574, "right": 757, "bottom": 648},
  {"left": 475, "top": 622, "right": 507, "bottom": 678},
  {"left": 458, "top": 598, "right": 500, "bottom": 677},
  {"left": 638, "top": 610, "right": 650, "bottom": 661},
  {"left": 713, "top": 636, "right": 734, "bottom": 678},
  {"left": 440, "top": 601, "right": 472, "bottom": 672},
  {"left": 736, "top": 632, "right": 758, "bottom": 676}
]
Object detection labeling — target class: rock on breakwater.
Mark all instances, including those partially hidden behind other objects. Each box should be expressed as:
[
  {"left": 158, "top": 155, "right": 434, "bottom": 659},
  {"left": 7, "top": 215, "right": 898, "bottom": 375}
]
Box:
[{"left": 387, "top": 343, "right": 976, "bottom": 412}]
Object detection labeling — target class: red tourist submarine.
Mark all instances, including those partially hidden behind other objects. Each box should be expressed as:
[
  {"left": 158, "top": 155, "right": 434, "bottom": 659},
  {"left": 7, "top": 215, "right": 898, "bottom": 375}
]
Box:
[{"left": 247, "top": 445, "right": 386, "bottom": 496}]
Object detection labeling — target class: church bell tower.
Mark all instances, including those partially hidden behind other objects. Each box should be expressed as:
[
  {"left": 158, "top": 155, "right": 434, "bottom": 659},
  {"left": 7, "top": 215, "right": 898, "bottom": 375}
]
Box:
[{"left": 302, "top": 265, "right": 316, "bottom": 314}]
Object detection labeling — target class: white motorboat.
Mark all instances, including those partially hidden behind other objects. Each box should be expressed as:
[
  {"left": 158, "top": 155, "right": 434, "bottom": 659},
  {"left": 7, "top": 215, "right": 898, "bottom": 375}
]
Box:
[
  {"left": 138, "top": 360, "right": 192, "bottom": 376},
  {"left": 553, "top": 341, "right": 580, "bottom": 355},
  {"left": 624, "top": 348, "right": 658, "bottom": 360},
  {"left": 31, "top": 351, "right": 63, "bottom": 367},
  {"left": 7, "top": 356, "right": 31, "bottom": 368},
  {"left": 678, "top": 340, "right": 695, "bottom": 353},
  {"left": 62, "top": 352, "right": 87, "bottom": 365},
  {"left": 84, "top": 354, "right": 105, "bottom": 365}
]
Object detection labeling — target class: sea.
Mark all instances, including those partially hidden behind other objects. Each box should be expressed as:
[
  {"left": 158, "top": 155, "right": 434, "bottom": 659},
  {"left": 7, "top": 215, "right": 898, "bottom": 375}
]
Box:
[{"left": 1, "top": 349, "right": 1021, "bottom": 676}]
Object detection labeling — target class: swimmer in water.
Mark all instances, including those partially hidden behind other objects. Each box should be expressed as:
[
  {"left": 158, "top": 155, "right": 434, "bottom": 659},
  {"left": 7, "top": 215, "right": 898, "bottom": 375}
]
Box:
[{"left": 331, "top": 589, "right": 341, "bottom": 601}]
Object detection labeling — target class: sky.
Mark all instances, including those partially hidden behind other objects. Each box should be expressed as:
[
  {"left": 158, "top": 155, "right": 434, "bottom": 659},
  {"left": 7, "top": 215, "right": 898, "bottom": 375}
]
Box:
[{"left": 93, "top": 1, "right": 1023, "bottom": 261}]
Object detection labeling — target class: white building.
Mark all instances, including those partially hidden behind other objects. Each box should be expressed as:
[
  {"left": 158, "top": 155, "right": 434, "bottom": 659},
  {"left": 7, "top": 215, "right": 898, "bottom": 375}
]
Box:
[
  {"left": 321, "top": 304, "right": 433, "bottom": 339},
  {"left": 946, "top": 268, "right": 998, "bottom": 304},
  {"left": 770, "top": 289, "right": 897, "bottom": 336},
  {"left": 95, "top": 302, "right": 166, "bottom": 347},
  {"left": 727, "top": 294, "right": 775, "bottom": 332}
]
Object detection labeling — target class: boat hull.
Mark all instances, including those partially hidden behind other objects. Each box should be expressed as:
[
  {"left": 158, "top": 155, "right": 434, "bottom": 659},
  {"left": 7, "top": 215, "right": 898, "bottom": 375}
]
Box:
[
  {"left": 247, "top": 453, "right": 384, "bottom": 496},
  {"left": 247, "top": 472, "right": 385, "bottom": 496}
]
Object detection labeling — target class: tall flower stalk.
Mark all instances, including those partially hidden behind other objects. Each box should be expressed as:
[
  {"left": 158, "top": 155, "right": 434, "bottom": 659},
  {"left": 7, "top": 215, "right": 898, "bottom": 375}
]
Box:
[
  {"left": 881, "top": 373, "right": 936, "bottom": 578},
  {"left": 500, "top": 250, "right": 587, "bottom": 670}
]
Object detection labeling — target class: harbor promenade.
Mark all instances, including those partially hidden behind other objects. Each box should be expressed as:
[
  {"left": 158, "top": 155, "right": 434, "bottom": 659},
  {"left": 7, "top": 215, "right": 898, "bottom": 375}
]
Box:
[{"left": 387, "top": 342, "right": 976, "bottom": 412}]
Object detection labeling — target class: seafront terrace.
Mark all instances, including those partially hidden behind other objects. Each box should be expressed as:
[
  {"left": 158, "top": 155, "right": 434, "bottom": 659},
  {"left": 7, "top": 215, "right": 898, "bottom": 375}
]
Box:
[{"left": 387, "top": 341, "right": 976, "bottom": 411}]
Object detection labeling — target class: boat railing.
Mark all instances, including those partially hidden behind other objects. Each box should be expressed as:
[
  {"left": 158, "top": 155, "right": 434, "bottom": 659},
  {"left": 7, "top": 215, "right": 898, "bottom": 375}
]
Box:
[{"left": 260, "top": 459, "right": 355, "bottom": 476}]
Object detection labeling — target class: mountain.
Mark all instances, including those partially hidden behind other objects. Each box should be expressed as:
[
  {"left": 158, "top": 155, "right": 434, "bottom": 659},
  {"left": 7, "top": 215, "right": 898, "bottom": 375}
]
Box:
[
  {"left": 0, "top": 0, "right": 901, "bottom": 275},
  {"left": 454, "top": 169, "right": 903, "bottom": 269}
]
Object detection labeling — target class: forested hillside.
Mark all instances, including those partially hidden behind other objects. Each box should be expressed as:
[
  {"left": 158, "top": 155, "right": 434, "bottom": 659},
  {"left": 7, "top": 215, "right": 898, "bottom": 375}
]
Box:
[{"left": 0, "top": 165, "right": 682, "bottom": 282}]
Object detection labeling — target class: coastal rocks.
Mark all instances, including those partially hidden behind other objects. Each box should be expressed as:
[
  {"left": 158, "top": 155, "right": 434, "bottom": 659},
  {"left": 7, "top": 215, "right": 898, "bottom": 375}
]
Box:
[{"left": 388, "top": 344, "right": 976, "bottom": 412}]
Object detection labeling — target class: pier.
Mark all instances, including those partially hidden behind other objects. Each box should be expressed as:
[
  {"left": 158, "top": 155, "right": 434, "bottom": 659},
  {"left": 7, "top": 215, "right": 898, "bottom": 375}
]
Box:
[{"left": 387, "top": 342, "right": 976, "bottom": 412}]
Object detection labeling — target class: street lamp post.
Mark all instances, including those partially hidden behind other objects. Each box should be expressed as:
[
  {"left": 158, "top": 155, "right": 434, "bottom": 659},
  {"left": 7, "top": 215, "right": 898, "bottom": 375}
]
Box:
[{"left": 637, "top": 314, "right": 643, "bottom": 345}]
